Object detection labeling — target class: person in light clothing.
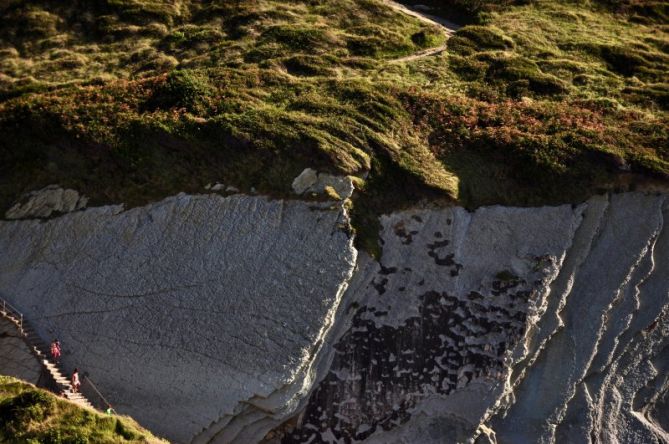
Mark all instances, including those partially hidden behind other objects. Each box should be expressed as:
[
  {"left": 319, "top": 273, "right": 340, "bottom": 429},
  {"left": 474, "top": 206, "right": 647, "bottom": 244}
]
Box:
[{"left": 71, "top": 368, "right": 81, "bottom": 393}]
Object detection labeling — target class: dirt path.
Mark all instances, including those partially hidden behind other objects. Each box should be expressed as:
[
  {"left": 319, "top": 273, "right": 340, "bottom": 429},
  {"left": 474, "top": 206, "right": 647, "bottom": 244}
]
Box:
[{"left": 385, "top": 1, "right": 460, "bottom": 63}]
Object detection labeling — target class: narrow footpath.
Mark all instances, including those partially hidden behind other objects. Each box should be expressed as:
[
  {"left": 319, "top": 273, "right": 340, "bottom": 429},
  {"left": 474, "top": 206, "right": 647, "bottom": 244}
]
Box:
[{"left": 385, "top": 1, "right": 460, "bottom": 63}]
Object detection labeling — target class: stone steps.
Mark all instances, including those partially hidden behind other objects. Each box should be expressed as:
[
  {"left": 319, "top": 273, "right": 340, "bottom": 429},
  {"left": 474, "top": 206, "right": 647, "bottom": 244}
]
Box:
[{"left": 0, "top": 301, "right": 95, "bottom": 410}]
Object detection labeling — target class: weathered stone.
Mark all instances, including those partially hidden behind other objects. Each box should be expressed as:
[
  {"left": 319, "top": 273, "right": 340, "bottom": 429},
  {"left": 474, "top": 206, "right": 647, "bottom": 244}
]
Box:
[
  {"left": 283, "top": 193, "right": 669, "bottom": 444},
  {"left": 1, "top": 192, "right": 668, "bottom": 444},
  {"left": 0, "top": 317, "right": 42, "bottom": 384},
  {"left": 285, "top": 202, "right": 581, "bottom": 443},
  {"left": 291, "top": 168, "right": 318, "bottom": 195},
  {"left": 311, "top": 173, "right": 354, "bottom": 200},
  {"left": 5, "top": 185, "right": 89, "bottom": 219},
  {"left": 291, "top": 168, "right": 354, "bottom": 200},
  {"left": 0, "top": 194, "right": 356, "bottom": 443}
]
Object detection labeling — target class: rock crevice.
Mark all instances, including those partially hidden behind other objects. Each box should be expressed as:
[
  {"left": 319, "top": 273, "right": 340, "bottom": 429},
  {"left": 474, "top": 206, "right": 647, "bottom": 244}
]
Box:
[{"left": 0, "top": 192, "right": 667, "bottom": 443}]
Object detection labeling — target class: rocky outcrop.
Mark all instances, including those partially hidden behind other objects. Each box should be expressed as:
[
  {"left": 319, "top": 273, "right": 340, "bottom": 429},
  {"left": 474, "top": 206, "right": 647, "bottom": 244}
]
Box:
[
  {"left": 0, "top": 192, "right": 667, "bottom": 443},
  {"left": 0, "top": 194, "right": 356, "bottom": 443},
  {"left": 292, "top": 168, "right": 354, "bottom": 200},
  {"left": 281, "top": 193, "right": 669, "bottom": 444},
  {"left": 5, "top": 185, "right": 88, "bottom": 219}
]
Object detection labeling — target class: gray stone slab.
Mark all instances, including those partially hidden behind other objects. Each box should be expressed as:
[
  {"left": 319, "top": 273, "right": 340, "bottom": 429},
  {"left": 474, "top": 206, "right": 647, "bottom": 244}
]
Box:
[{"left": 0, "top": 194, "right": 356, "bottom": 443}]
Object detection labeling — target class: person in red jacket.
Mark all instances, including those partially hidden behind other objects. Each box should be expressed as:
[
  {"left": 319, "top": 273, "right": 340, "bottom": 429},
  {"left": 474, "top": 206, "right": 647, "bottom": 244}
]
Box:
[{"left": 50, "top": 339, "right": 61, "bottom": 363}]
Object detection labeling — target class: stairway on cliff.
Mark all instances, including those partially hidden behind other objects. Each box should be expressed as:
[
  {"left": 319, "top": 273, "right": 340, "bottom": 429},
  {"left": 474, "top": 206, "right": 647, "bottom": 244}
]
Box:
[{"left": 0, "top": 299, "right": 94, "bottom": 409}]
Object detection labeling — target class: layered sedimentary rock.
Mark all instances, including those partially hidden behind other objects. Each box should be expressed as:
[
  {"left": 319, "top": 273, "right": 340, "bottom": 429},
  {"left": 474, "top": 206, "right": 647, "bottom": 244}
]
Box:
[
  {"left": 1, "top": 192, "right": 667, "bottom": 443},
  {"left": 5, "top": 185, "right": 88, "bottom": 219},
  {"left": 0, "top": 194, "right": 357, "bottom": 443},
  {"left": 282, "top": 193, "right": 669, "bottom": 444}
]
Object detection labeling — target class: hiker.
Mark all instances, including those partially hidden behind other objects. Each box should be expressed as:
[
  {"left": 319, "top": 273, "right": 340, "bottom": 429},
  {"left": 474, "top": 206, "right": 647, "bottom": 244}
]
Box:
[
  {"left": 50, "top": 339, "right": 61, "bottom": 362},
  {"left": 71, "top": 368, "right": 81, "bottom": 393}
]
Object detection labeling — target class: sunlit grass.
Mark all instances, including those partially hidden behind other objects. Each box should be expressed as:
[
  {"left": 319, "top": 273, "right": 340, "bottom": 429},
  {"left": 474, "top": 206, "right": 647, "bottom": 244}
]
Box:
[
  {"left": 0, "top": 0, "right": 667, "bottom": 253},
  {"left": 0, "top": 376, "right": 165, "bottom": 443}
]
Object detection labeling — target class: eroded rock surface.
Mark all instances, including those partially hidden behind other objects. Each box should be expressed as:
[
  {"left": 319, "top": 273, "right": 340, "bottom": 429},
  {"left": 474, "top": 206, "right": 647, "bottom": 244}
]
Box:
[
  {"left": 283, "top": 201, "right": 581, "bottom": 443},
  {"left": 282, "top": 193, "right": 669, "bottom": 444},
  {"left": 5, "top": 185, "right": 88, "bottom": 219},
  {"left": 0, "top": 192, "right": 667, "bottom": 444},
  {"left": 0, "top": 194, "right": 356, "bottom": 443},
  {"left": 0, "top": 317, "right": 42, "bottom": 384},
  {"left": 292, "top": 168, "right": 354, "bottom": 200}
]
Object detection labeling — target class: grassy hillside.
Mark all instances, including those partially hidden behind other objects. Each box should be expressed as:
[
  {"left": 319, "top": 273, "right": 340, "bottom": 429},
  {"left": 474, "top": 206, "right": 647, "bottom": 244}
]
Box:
[
  {"left": 0, "top": 376, "right": 165, "bottom": 443},
  {"left": 0, "top": 0, "right": 667, "bottom": 251}
]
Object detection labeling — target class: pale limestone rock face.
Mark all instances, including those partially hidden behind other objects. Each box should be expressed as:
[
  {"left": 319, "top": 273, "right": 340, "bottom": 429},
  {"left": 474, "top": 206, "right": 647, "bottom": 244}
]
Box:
[
  {"left": 1, "top": 192, "right": 668, "bottom": 444},
  {"left": 0, "top": 194, "right": 357, "bottom": 443},
  {"left": 0, "top": 317, "right": 42, "bottom": 384},
  {"left": 285, "top": 202, "right": 583, "bottom": 443},
  {"left": 5, "top": 185, "right": 88, "bottom": 219},
  {"left": 285, "top": 193, "right": 669, "bottom": 444},
  {"left": 490, "top": 193, "right": 669, "bottom": 444}
]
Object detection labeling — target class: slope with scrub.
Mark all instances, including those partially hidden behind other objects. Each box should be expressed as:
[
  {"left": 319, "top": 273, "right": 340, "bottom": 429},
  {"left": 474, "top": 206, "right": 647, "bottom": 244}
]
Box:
[
  {"left": 0, "top": 376, "right": 165, "bottom": 443},
  {"left": 0, "top": 0, "right": 666, "bottom": 234}
]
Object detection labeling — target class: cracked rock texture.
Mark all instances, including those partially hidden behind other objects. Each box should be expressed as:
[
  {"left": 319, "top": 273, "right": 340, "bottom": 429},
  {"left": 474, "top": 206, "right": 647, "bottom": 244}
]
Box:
[
  {"left": 0, "top": 194, "right": 357, "bottom": 443},
  {"left": 1, "top": 192, "right": 668, "bottom": 444},
  {"left": 282, "top": 193, "right": 669, "bottom": 444},
  {"left": 0, "top": 317, "right": 42, "bottom": 384},
  {"left": 5, "top": 184, "right": 88, "bottom": 219}
]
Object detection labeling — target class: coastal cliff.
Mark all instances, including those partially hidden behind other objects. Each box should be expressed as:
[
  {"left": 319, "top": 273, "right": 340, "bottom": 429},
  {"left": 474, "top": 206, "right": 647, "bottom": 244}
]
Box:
[{"left": 1, "top": 192, "right": 667, "bottom": 443}]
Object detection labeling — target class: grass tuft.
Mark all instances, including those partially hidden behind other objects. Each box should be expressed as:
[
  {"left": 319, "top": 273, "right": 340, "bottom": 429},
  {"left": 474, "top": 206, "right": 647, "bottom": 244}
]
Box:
[{"left": 0, "top": 376, "right": 164, "bottom": 443}]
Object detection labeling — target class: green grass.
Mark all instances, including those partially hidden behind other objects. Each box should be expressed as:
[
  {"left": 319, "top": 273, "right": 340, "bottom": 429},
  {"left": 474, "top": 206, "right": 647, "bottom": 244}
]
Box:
[
  {"left": 0, "top": 0, "right": 667, "bottom": 254},
  {"left": 403, "top": 0, "right": 669, "bottom": 207},
  {"left": 0, "top": 376, "right": 165, "bottom": 443}
]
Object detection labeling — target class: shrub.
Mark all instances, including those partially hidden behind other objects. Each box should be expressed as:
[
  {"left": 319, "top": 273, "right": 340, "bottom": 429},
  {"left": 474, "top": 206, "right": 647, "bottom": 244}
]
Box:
[
  {"left": 14, "top": 9, "right": 61, "bottom": 39},
  {"left": 485, "top": 56, "right": 568, "bottom": 95},
  {"left": 410, "top": 29, "right": 442, "bottom": 48},
  {"left": 600, "top": 45, "right": 651, "bottom": 76},
  {"left": 114, "top": 418, "right": 140, "bottom": 440},
  {"left": 0, "top": 390, "right": 54, "bottom": 434},
  {"left": 450, "top": 55, "right": 488, "bottom": 81},
  {"left": 623, "top": 83, "right": 669, "bottom": 110},
  {"left": 346, "top": 25, "right": 414, "bottom": 57},
  {"left": 347, "top": 35, "right": 413, "bottom": 57},
  {"left": 160, "top": 25, "right": 225, "bottom": 52},
  {"left": 449, "top": 26, "right": 514, "bottom": 54},
  {"left": 147, "top": 69, "right": 212, "bottom": 112},
  {"left": 282, "top": 55, "right": 336, "bottom": 77},
  {"left": 261, "top": 25, "right": 330, "bottom": 51}
]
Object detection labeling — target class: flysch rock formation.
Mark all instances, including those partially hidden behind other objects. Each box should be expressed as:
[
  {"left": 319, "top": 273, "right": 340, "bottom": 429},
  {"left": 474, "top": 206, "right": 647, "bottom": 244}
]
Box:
[
  {"left": 281, "top": 193, "right": 669, "bottom": 444},
  {"left": 0, "top": 192, "right": 667, "bottom": 443},
  {"left": 0, "top": 193, "right": 357, "bottom": 443}
]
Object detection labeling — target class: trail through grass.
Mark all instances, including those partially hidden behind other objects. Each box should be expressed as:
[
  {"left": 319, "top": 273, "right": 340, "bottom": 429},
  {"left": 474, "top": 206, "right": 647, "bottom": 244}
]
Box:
[{"left": 0, "top": 0, "right": 667, "bottom": 252}]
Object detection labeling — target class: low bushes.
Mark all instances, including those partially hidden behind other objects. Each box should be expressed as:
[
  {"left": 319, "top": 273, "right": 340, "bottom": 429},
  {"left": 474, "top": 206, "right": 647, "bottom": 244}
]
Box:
[
  {"left": 0, "top": 376, "right": 162, "bottom": 443},
  {"left": 448, "top": 26, "right": 514, "bottom": 55},
  {"left": 147, "top": 69, "right": 212, "bottom": 112}
]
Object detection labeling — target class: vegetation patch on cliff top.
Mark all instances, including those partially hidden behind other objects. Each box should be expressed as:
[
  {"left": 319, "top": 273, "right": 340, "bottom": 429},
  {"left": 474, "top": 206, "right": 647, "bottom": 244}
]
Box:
[
  {"left": 0, "top": 375, "right": 165, "bottom": 443},
  {"left": 0, "top": 0, "right": 667, "bottom": 252}
]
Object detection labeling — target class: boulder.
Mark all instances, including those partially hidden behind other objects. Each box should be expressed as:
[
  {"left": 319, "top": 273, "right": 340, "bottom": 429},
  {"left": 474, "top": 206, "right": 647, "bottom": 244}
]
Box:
[
  {"left": 5, "top": 185, "right": 88, "bottom": 220},
  {"left": 291, "top": 168, "right": 354, "bottom": 200}
]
